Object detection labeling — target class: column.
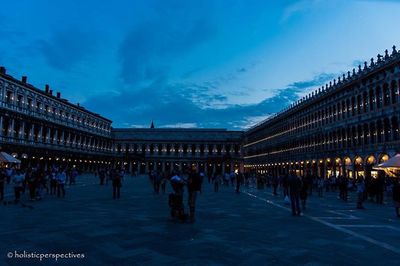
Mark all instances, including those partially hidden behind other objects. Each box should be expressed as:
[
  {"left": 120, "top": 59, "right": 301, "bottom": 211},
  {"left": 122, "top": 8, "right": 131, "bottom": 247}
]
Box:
[
  {"left": 66, "top": 132, "right": 71, "bottom": 146},
  {"left": 61, "top": 131, "right": 65, "bottom": 145},
  {"left": 128, "top": 161, "right": 132, "bottom": 174},
  {"left": 145, "top": 162, "right": 149, "bottom": 173},
  {"left": 19, "top": 121, "right": 25, "bottom": 140},
  {"left": 38, "top": 125, "right": 43, "bottom": 142},
  {"left": 54, "top": 129, "right": 58, "bottom": 144},
  {"left": 162, "top": 162, "right": 166, "bottom": 172},
  {"left": 8, "top": 118, "right": 14, "bottom": 138},
  {"left": 221, "top": 144, "right": 226, "bottom": 154},
  {"left": 212, "top": 163, "right": 216, "bottom": 176},
  {"left": 230, "top": 163, "right": 234, "bottom": 173},
  {"left": 46, "top": 128, "right": 51, "bottom": 143},
  {"left": 29, "top": 123, "right": 35, "bottom": 141}
]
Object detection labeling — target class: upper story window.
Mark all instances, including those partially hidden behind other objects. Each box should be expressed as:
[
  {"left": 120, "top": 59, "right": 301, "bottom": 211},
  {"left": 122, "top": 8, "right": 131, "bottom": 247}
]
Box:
[
  {"left": 45, "top": 105, "right": 49, "bottom": 112},
  {"left": 27, "top": 98, "right": 32, "bottom": 109},
  {"left": 17, "top": 94, "right": 23, "bottom": 107},
  {"left": 6, "top": 90, "right": 13, "bottom": 103},
  {"left": 37, "top": 102, "right": 42, "bottom": 110}
]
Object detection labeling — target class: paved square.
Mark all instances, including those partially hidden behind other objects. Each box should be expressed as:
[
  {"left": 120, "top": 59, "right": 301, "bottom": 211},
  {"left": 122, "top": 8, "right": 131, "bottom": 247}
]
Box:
[{"left": 1, "top": 174, "right": 400, "bottom": 265}]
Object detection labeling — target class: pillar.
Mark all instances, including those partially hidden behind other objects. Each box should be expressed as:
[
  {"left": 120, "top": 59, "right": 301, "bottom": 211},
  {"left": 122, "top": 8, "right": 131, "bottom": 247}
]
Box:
[{"left": 8, "top": 118, "right": 14, "bottom": 138}]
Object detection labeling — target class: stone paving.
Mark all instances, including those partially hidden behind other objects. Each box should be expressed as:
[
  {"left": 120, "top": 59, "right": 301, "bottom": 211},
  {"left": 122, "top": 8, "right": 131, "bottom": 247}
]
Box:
[{"left": 1, "top": 174, "right": 400, "bottom": 265}]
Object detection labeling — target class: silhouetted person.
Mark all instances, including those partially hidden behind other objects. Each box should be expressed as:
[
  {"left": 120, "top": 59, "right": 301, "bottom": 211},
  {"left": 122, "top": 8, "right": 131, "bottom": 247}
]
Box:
[
  {"left": 289, "top": 174, "right": 302, "bottom": 216},
  {"left": 112, "top": 169, "right": 123, "bottom": 199},
  {"left": 56, "top": 169, "right": 66, "bottom": 198},
  {"left": 300, "top": 177, "right": 308, "bottom": 211},
  {"left": 12, "top": 170, "right": 24, "bottom": 203},
  {"left": 187, "top": 169, "right": 202, "bottom": 221}
]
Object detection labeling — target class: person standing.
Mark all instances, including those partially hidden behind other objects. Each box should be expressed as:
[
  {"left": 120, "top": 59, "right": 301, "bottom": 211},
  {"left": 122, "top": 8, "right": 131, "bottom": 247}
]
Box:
[
  {"left": 112, "top": 169, "right": 122, "bottom": 199},
  {"left": 392, "top": 179, "right": 400, "bottom": 217},
  {"left": 12, "top": 170, "right": 25, "bottom": 203},
  {"left": 356, "top": 177, "right": 366, "bottom": 209},
  {"left": 289, "top": 174, "right": 302, "bottom": 216},
  {"left": 236, "top": 172, "right": 243, "bottom": 194},
  {"left": 272, "top": 175, "right": 279, "bottom": 196},
  {"left": 187, "top": 169, "right": 202, "bottom": 222},
  {"left": 56, "top": 169, "right": 66, "bottom": 198},
  {"left": 5, "top": 167, "right": 13, "bottom": 184},
  {"left": 213, "top": 173, "right": 220, "bottom": 192},
  {"left": 317, "top": 177, "right": 324, "bottom": 197},
  {"left": 300, "top": 176, "right": 308, "bottom": 211}
]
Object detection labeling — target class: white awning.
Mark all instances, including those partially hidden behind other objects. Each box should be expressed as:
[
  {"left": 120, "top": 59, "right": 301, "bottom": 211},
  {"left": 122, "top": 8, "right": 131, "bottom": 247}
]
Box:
[{"left": 0, "top": 152, "right": 21, "bottom": 164}]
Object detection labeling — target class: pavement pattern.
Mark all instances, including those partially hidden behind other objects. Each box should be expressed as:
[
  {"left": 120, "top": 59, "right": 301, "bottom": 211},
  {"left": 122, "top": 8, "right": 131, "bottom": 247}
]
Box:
[{"left": 1, "top": 174, "right": 400, "bottom": 265}]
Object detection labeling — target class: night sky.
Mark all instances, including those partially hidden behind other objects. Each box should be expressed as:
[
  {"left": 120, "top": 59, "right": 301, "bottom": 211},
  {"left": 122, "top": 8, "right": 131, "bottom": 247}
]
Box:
[{"left": 1, "top": 0, "right": 399, "bottom": 129}]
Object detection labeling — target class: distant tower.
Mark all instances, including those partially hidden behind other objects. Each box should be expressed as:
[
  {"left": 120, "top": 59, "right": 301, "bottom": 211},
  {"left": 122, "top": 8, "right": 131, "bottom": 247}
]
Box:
[{"left": 150, "top": 120, "right": 155, "bottom": 129}]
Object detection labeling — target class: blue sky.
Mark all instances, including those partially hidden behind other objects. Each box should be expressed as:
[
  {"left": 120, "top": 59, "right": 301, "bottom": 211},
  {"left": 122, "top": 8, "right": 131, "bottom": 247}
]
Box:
[{"left": 1, "top": 0, "right": 399, "bottom": 129}]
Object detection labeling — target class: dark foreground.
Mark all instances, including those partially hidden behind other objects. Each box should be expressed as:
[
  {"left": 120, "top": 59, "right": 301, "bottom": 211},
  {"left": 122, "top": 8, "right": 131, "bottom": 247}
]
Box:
[{"left": 1, "top": 174, "right": 400, "bottom": 265}]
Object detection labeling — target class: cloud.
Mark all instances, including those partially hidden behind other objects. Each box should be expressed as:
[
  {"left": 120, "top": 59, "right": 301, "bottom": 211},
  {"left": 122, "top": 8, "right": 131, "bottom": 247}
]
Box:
[
  {"left": 35, "top": 28, "right": 99, "bottom": 71},
  {"left": 84, "top": 70, "right": 336, "bottom": 130},
  {"left": 118, "top": 1, "right": 216, "bottom": 85},
  {"left": 160, "top": 123, "right": 198, "bottom": 128},
  {"left": 281, "top": 0, "right": 323, "bottom": 23}
]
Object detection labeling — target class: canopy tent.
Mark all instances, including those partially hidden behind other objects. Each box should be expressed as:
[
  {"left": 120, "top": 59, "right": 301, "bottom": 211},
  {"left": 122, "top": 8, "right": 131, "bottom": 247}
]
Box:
[
  {"left": 0, "top": 152, "right": 21, "bottom": 164},
  {"left": 373, "top": 154, "right": 400, "bottom": 170},
  {"left": 373, "top": 154, "right": 400, "bottom": 177}
]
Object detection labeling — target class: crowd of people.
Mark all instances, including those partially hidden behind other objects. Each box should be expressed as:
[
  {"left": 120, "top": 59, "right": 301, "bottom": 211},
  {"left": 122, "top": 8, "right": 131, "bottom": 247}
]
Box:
[
  {"left": 2, "top": 163, "right": 400, "bottom": 220},
  {"left": 250, "top": 172, "right": 400, "bottom": 217},
  {"left": 0, "top": 166, "right": 79, "bottom": 205}
]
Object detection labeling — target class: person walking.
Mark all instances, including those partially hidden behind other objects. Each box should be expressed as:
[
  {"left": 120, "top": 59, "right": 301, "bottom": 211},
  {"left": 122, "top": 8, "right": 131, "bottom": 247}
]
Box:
[
  {"left": 392, "top": 179, "right": 400, "bottom": 217},
  {"left": 289, "top": 174, "right": 302, "bottom": 216}
]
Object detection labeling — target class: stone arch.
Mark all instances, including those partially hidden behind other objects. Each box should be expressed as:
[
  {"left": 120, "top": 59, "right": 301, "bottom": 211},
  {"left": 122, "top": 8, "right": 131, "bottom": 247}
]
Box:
[{"left": 378, "top": 153, "right": 390, "bottom": 163}]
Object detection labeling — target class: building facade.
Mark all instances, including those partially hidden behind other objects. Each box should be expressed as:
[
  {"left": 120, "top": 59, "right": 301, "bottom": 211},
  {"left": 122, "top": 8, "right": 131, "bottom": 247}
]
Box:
[
  {"left": 0, "top": 67, "right": 243, "bottom": 173},
  {"left": 112, "top": 128, "right": 243, "bottom": 175},
  {"left": 243, "top": 46, "right": 400, "bottom": 180},
  {"left": 0, "top": 67, "right": 114, "bottom": 170}
]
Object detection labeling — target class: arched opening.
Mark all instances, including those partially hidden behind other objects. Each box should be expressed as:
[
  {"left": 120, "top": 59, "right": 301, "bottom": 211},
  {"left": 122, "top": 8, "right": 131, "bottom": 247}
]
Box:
[
  {"left": 365, "top": 155, "right": 376, "bottom": 180},
  {"left": 378, "top": 154, "right": 389, "bottom": 164},
  {"left": 344, "top": 157, "right": 352, "bottom": 178},
  {"left": 354, "top": 156, "right": 364, "bottom": 179}
]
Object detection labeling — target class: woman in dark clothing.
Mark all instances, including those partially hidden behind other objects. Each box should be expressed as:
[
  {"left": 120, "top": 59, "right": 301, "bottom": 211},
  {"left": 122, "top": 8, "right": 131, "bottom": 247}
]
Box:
[{"left": 300, "top": 177, "right": 309, "bottom": 211}]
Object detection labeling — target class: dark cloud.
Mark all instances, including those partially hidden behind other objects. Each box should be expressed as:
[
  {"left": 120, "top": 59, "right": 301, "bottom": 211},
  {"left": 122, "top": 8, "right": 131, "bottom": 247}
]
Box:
[
  {"left": 119, "top": 1, "right": 216, "bottom": 85},
  {"left": 35, "top": 28, "right": 99, "bottom": 71},
  {"left": 84, "top": 71, "right": 336, "bottom": 129}
]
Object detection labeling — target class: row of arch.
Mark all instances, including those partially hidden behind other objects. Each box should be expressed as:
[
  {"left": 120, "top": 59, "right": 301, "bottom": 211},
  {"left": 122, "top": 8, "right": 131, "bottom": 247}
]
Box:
[{"left": 246, "top": 153, "right": 394, "bottom": 179}]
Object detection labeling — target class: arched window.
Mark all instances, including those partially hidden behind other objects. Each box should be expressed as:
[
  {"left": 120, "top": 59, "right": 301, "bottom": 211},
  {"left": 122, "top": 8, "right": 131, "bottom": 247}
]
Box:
[
  {"left": 391, "top": 80, "right": 398, "bottom": 104},
  {"left": 383, "top": 83, "right": 390, "bottom": 106}
]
